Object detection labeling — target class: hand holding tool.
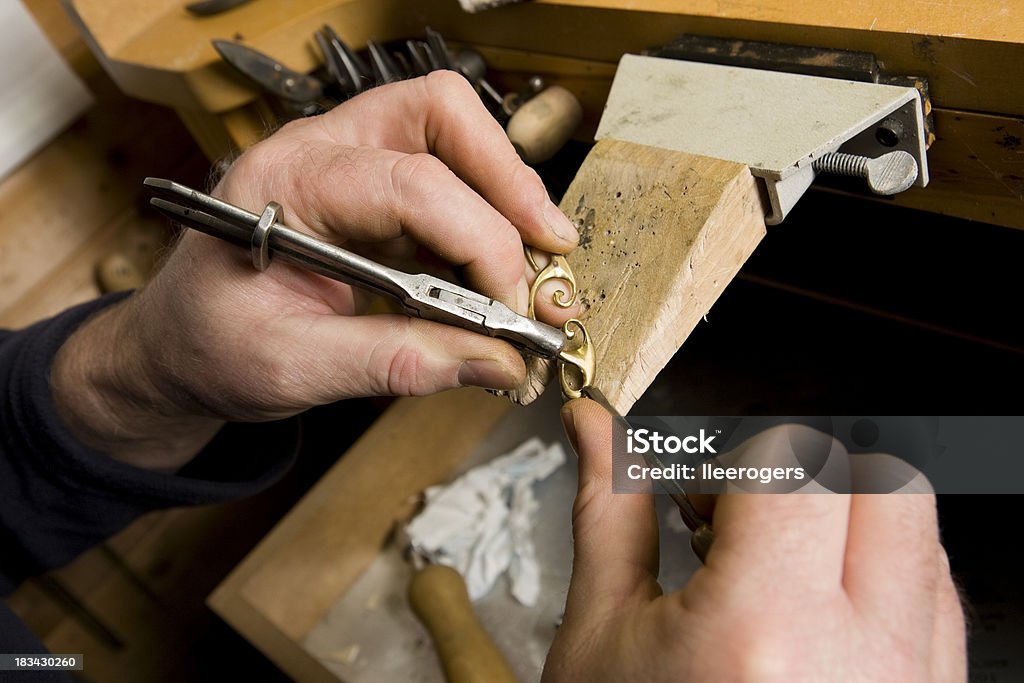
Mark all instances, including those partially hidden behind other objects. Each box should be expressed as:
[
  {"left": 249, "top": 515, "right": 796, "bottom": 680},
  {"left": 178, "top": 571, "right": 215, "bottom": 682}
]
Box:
[
  {"left": 581, "top": 385, "right": 715, "bottom": 562},
  {"left": 143, "top": 178, "right": 566, "bottom": 360}
]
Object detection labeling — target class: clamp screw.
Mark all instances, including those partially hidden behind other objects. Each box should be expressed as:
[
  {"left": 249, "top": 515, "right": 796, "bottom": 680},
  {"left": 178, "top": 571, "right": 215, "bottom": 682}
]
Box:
[{"left": 813, "top": 150, "right": 919, "bottom": 195}]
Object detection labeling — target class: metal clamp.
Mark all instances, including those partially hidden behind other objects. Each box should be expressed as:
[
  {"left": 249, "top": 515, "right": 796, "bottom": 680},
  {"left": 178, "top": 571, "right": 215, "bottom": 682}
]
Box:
[
  {"left": 597, "top": 54, "right": 930, "bottom": 224},
  {"left": 251, "top": 201, "right": 281, "bottom": 271}
]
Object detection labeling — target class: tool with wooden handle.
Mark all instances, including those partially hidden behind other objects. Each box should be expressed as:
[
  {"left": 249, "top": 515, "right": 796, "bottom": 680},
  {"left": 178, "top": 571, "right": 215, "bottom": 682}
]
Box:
[
  {"left": 506, "top": 85, "right": 583, "bottom": 164},
  {"left": 408, "top": 565, "right": 518, "bottom": 683}
]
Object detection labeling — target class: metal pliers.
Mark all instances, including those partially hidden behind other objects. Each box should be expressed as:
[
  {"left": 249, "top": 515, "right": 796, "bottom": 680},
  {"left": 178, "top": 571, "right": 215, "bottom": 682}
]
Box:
[{"left": 143, "top": 178, "right": 567, "bottom": 360}]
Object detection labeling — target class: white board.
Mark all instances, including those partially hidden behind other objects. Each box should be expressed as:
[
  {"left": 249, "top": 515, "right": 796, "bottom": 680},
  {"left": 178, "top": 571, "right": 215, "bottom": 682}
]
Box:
[{"left": 0, "top": 1, "right": 93, "bottom": 181}]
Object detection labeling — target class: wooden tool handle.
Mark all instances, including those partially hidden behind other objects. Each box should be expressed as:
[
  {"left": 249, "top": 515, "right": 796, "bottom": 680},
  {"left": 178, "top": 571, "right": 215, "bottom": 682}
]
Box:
[
  {"left": 95, "top": 252, "right": 144, "bottom": 293},
  {"left": 408, "top": 565, "right": 518, "bottom": 683},
  {"left": 506, "top": 85, "right": 582, "bottom": 164}
]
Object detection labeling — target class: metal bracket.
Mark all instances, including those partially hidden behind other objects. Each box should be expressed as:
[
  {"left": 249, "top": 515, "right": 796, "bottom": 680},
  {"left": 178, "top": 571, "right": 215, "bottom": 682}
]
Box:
[{"left": 596, "top": 55, "right": 929, "bottom": 224}]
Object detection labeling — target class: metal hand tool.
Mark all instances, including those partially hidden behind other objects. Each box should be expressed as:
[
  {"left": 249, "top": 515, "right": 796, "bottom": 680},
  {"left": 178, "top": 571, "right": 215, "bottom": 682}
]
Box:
[
  {"left": 366, "top": 41, "right": 405, "bottom": 84},
  {"left": 453, "top": 48, "right": 504, "bottom": 111},
  {"left": 315, "top": 25, "right": 370, "bottom": 96},
  {"left": 406, "top": 40, "right": 434, "bottom": 76},
  {"left": 143, "top": 178, "right": 566, "bottom": 360},
  {"left": 424, "top": 27, "right": 454, "bottom": 71},
  {"left": 186, "top": 0, "right": 254, "bottom": 16},
  {"left": 582, "top": 385, "right": 715, "bottom": 562},
  {"left": 212, "top": 40, "right": 326, "bottom": 115}
]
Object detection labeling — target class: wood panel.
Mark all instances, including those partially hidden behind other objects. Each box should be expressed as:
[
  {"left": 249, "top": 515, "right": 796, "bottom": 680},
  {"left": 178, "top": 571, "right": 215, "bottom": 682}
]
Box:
[
  {"left": 66, "top": 0, "right": 1024, "bottom": 116},
  {"left": 558, "top": 140, "right": 766, "bottom": 412},
  {"left": 210, "top": 390, "right": 512, "bottom": 678}
]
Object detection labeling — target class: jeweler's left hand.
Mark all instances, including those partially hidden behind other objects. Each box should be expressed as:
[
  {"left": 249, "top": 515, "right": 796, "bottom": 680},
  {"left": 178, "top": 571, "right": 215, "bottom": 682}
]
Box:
[{"left": 546, "top": 399, "right": 967, "bottom": 683}]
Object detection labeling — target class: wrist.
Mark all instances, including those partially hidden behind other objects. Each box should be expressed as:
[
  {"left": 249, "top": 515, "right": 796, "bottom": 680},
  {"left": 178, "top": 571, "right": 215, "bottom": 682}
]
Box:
[{"left": 51, "top": 296, "right": 224, "bottom": 472}]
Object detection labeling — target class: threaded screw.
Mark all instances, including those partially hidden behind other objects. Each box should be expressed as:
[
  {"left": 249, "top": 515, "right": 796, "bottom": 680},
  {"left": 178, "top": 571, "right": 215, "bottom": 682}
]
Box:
[{"left": 812, "top": 150, "right": 919, "bottom": 195}]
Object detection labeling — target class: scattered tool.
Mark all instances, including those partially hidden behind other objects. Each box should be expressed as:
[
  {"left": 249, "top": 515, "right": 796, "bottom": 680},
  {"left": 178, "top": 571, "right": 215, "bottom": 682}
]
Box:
[
  {"left": 210, "top": 27, "right": 581, "bottom": 162},
  {"left": 457, "top": 0, "right": 528, "bottom": 12},
  {"left": 95, "top": 252, "right": 145, "bottom": 293},
  {"left": 501, "top": 76, "right": 546, "bottom": 118},
  {"left": 314, "top": 25, "right": 370, "bottom": 97},
  {"left": 212, "top": 39, "right": 327, "bottom": 116},
  {"left": 409, "top": 565, "right": 517, "bottom": 683},
  {"left": 406, "top": 39, "right": 434, "bottom": 76},
  {"left": 143, "top": 178, "right": 566, "bottom": 359},
  {"left": 366, "top": 40, "right": 404, "bottom": 84},
  {"left": 453, "top": 48, "right": 504, "bottom": 112},
  {"left": 506, "top": 84, "right": 582, "bottom": 164},
  {"left": 185, "top": 0, "right": 253, "bottom": 16},
  {"left": 424, "top": 27, "right": 455, "bottom": 71}
]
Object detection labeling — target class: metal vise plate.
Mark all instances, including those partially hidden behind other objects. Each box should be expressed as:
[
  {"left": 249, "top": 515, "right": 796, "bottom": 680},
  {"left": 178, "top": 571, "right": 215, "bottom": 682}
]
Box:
[{"left": 596, "top": 54, "right": 928, "bottom": 224}]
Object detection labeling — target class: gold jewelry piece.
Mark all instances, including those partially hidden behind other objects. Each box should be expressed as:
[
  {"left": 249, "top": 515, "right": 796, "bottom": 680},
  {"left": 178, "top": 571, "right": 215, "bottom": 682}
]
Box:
[
  {"left": 525, "top": 246, "right": 577, "bottom": 319},
  {"left": 523, "top": 246, "right": 596, "bottom": 400},
  {"left": 557, "top": 319, "right": 596, "bottom": 400}
]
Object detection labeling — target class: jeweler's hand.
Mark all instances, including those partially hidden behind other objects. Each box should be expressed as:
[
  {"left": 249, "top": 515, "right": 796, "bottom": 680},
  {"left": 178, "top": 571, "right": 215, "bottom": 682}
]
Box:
[
  {"left": 51, "top": 72, "right": 579, "bottom": 471},
  {"left": 546, "top": 399, "right": 967, "bottom": 682}
]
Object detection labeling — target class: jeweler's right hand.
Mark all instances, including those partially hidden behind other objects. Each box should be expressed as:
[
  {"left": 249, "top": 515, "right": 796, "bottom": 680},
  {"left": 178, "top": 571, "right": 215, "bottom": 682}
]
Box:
[
  {"left": 546, "top": 399, "right": 967, "bottom": 682},
  {"left": 50, "top": 72, "right": 579, "bottom": 471}
]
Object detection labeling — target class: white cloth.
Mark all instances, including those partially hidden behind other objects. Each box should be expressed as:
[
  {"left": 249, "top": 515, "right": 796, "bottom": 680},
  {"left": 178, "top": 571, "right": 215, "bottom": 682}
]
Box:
[{"left": 405, "top": 437, "right": 565, "bottom": 605}]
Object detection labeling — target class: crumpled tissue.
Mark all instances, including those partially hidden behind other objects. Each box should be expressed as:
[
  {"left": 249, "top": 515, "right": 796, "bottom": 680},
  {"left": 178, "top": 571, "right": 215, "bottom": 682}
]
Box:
[{"left": 405, "top": 437, "right": 565, "bottom": 606}]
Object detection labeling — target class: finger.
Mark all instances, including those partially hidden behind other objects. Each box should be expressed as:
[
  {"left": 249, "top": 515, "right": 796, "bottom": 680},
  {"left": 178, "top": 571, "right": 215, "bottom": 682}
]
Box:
[
  {"left": 844, "top": 454, "right": 941, "bottom": 633},
  {"left": 705, "top": 425, "right": 851, "bottom": 597},
  {"left": 228, "top": 144, "right": 532, "bottom": 314},
  {"left": 931, "top": 544, "right": 967, "bottom": 682},
  {"left": 317, "top": 72, "right": 579, "bottom": 252},
  {"left": 562, "top": 398, "right": 660, "bottom": 621},
  {"left": 266, "top": 312, "right": 526, "bottom": 402}
]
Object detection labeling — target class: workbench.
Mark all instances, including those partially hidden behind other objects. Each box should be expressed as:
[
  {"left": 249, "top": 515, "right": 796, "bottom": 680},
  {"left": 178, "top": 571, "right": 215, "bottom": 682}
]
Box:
[{"left": 66, "top": 0, "right": 1024, "bottom": 229}]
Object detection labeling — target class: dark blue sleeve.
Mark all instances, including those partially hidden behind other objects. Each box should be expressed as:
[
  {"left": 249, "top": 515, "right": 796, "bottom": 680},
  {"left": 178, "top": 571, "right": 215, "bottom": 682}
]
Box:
[{"left": 0, "top": 294, "right": 299, "bottom": 596}]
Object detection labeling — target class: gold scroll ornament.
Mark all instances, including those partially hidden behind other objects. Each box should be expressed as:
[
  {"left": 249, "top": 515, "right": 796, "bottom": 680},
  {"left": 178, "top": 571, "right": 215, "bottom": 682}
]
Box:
[{"left": 525, "top": 246, "right": 595, "bottom": 400}]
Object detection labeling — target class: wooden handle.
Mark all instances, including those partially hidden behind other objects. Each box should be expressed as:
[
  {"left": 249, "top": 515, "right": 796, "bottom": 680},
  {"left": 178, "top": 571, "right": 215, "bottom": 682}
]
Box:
[
  {"left": 408, "top": 565, "right": 518, "bottom": 683},
  {"left": 95, "top": 252, "right": 144, "bottom": 293},
  {"left": 506, "top": 85, "right": 582, "bottom": 164}
]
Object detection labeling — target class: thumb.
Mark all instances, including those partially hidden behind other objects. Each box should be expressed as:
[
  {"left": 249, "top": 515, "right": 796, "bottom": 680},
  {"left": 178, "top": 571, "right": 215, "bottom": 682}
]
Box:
[
  {"left": 294, "top": 313, "right": 525, "bottom": 400},
  {"left": 561, "top": 398, "right": 661, "bottom": 620}
]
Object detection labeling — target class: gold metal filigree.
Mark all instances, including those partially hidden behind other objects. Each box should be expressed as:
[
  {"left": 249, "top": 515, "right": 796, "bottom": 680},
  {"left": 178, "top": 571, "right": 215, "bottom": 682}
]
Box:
[
  {"left": 525, "top": 246, "right": 577, "bottom": 318},
  {"left": 557, "top": 319, "right": 595, "bottom": 400}
]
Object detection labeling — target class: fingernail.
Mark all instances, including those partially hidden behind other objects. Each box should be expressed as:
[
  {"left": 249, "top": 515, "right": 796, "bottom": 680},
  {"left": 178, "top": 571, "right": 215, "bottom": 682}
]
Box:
[
  {"left": 458, "top": 359, "right": 516, "bottom": 390},
  {"left": 545, "top": 201, "right": 578, "bottom": 246},
  {"left": 561, "top": 404, "right": 579, "bottom": 455}
]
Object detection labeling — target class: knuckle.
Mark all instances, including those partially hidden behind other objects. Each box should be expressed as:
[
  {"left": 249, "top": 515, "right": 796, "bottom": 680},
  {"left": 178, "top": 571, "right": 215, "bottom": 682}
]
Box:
[
  {"left": 511, "top": 161, "right": 548, "bottom": 202},
  {"left": 386, "top": 346, "right": 429, "bottom": 395},
  {"left": 253, "top": 343, "right": 307, "bottom": 405},
  {"left": 390, "top": 152, "right": 448, "bottom": 195},
  {"left": 423, "top": 68, "right": 474, "bottom": 99},
  {"left": 571, "top": 474, "right": 610, "bottom": 536},
  {"left": 727, "top": 624, "right": 807, "bottom": 683},
  {"left": 366, "top": 320, "right": 436, "bottom": 396}
]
